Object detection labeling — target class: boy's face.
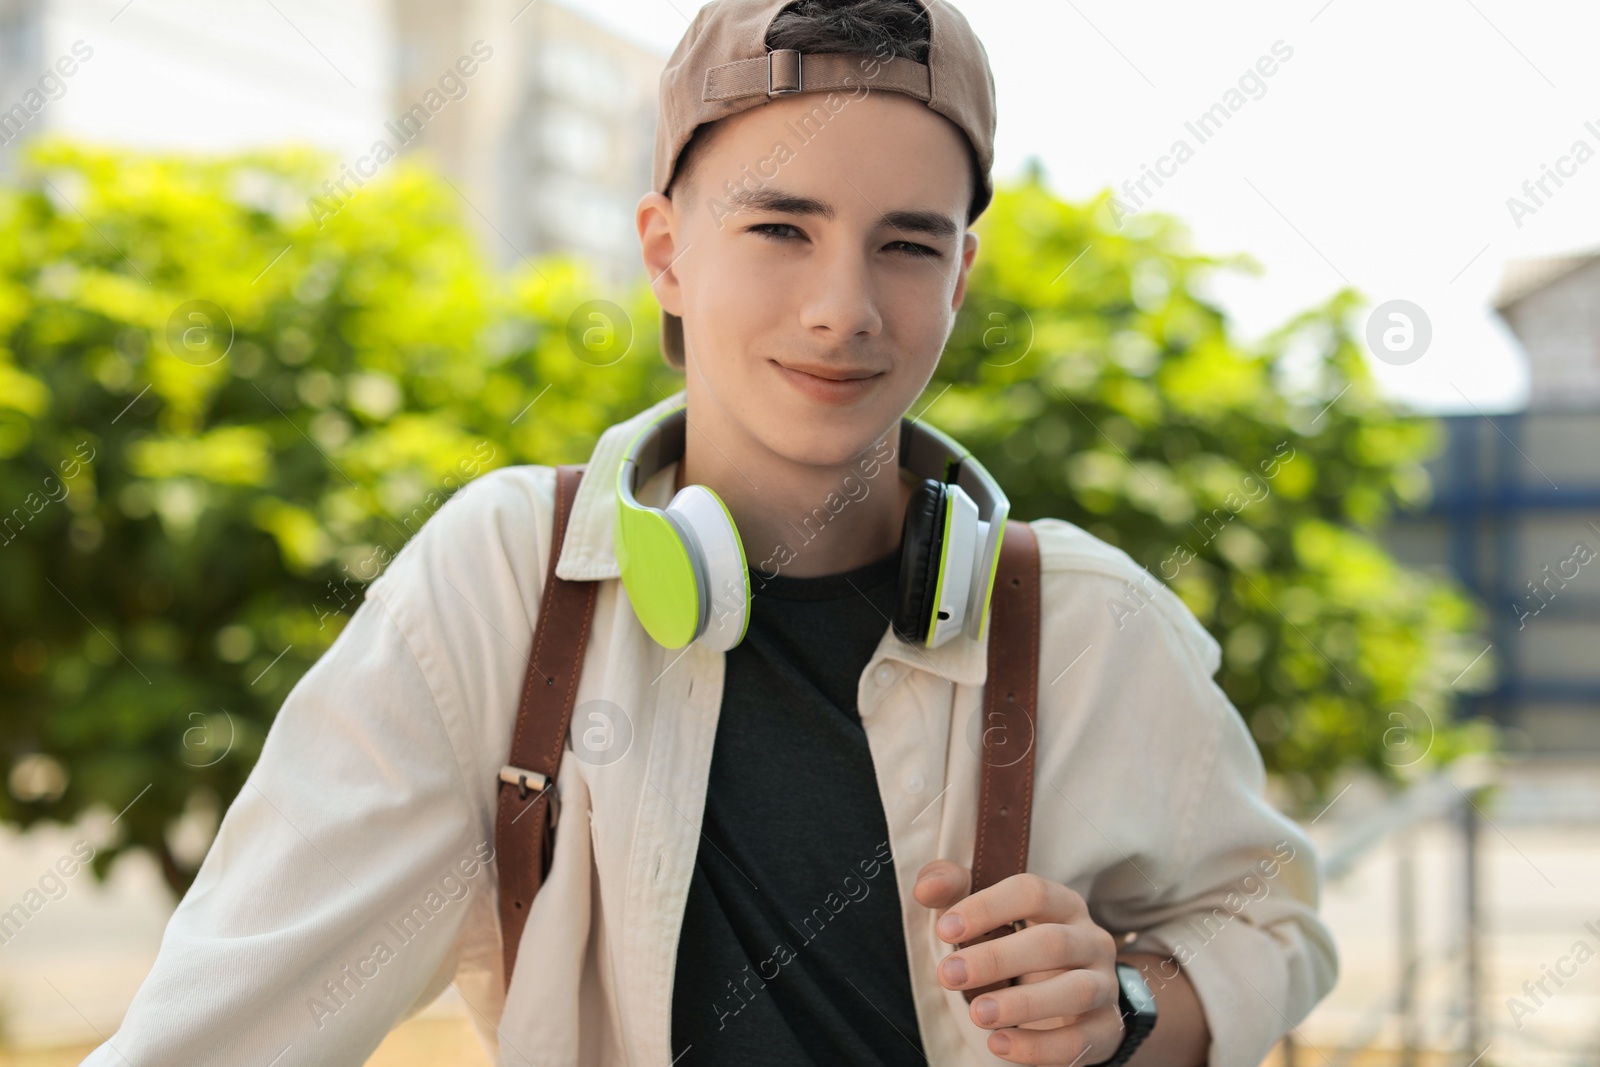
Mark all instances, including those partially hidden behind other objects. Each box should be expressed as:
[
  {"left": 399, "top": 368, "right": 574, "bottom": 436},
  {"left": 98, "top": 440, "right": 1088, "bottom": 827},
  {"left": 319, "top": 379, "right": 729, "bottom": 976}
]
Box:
[{"left": 639, "top": 89, "right": 980, "bottom": 469}]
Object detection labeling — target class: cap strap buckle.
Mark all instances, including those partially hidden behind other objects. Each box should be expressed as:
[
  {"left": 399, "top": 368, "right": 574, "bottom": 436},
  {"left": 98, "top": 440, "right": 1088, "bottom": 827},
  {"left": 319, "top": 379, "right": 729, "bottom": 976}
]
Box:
[{"left": 767, "top": 49, "right": 803, "bottom": 95}]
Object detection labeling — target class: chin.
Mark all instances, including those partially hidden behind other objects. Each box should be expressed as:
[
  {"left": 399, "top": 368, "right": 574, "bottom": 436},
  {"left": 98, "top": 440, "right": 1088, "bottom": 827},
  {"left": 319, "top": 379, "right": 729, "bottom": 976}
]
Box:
[{"left": 749, "top": 405, "right": 895, "bottom": 469}]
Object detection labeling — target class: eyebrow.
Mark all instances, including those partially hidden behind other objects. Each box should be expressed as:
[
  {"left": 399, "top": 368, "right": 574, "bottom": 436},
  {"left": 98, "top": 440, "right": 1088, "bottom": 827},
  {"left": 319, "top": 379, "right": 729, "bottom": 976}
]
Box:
[{"left": 724, "top": 185, "right": 961, "bottom": 240}]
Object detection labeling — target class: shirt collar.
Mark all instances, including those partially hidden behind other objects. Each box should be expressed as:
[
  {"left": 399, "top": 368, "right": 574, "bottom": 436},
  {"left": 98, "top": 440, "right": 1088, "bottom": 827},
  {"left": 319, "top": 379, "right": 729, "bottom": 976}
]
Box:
[
  {"left": 554, "top": 388, "right": 990, "bottom": 687},
  {"left": 554, "top": 386, "right": 688, "bottom": 584}
]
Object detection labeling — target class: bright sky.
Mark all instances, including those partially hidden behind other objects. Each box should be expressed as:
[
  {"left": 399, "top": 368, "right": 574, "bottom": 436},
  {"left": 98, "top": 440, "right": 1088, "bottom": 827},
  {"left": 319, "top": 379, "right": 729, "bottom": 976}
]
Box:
[{"left": 32, "top": 0, "right": 1600, "bottom": 414}]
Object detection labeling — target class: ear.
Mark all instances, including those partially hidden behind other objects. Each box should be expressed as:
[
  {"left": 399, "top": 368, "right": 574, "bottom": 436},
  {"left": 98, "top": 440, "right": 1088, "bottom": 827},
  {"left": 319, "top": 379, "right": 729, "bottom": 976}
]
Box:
[
  {"left": 637, "top": 190, "right": 687, "bottom": 318},
  {"left": 951, "top": 230, "right": 980, "bottom": 313}
]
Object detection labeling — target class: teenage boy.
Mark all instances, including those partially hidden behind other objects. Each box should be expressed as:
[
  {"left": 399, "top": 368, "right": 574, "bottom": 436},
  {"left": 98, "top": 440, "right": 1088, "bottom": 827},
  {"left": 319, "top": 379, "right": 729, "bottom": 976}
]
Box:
[{"left": 83, "top": 1, "right": 1336, "bottom": 1065}]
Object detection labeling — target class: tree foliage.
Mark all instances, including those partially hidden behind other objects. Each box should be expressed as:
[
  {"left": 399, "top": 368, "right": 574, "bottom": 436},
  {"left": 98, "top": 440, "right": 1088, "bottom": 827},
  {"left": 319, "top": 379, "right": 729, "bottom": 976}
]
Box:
[
  {"left": 933, "top": 166, "right": 1494, "bottom": 807},
  {"left": 0, "top": 139, "right": 679, "bottom": 894},
  {"left": 0, "top": 141, "right": 1491, "bottom": 895}
]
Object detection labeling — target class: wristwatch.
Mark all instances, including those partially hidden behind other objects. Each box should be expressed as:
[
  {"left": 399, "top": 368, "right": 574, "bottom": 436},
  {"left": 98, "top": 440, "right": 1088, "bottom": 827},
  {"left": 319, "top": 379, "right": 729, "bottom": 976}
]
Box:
[{"left": 1100, "top": 962, "right": 1158, "bottom": 1066}]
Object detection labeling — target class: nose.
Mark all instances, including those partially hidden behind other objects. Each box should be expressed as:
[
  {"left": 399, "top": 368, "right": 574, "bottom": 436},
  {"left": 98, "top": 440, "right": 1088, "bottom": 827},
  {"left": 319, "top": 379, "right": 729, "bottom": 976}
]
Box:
[{"left": 796, "top": 243, "right": 883, "bottom": 342}]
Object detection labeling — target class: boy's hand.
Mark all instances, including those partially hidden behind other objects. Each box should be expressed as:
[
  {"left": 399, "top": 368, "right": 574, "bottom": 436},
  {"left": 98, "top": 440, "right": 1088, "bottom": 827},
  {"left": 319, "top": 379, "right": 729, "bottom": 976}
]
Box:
[{"left": 913, "top": 859, "right": 1124, "bottom": 1066}]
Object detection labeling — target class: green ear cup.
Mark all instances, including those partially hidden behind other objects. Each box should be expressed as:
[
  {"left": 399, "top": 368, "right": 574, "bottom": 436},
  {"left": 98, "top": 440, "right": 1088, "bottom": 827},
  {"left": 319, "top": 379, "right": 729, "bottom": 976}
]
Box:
[{"left": 615, "top": 503, "right": 701, "bottom": 649}]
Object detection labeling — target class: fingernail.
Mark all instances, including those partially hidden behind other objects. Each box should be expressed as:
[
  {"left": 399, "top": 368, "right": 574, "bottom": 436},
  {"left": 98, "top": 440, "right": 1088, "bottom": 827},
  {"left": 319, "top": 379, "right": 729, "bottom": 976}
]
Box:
[
  {"left": 942, "top": 956, "right": 968, "bottom": 986},
  {"left": 973, "top": 996, "right": 999, "bottom": 1025},
  {"left": 991, "top": 1032, "right": 1011, "bottom": 1054},
  {"left": 937, "top": 913, "right": 964, "bottom": 939}
]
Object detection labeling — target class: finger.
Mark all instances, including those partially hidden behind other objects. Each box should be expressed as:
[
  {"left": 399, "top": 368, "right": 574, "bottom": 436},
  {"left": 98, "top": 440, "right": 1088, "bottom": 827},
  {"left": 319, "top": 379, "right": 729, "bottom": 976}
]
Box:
[
  {"left": 963, "top": 963, "right": 1116, "bottom": 1030},
  {"left": 912, "top": 859, "right": 971, "bottom": 911},
  {"left": 938, "top": 921, "right": 1115, "bottom": 1000},
  {"left": 935, "top": 872, "right": 1088, "bottom": 944},
  {"left": 987, "top": 1004, "right": 1124, "bottom": 1066}
]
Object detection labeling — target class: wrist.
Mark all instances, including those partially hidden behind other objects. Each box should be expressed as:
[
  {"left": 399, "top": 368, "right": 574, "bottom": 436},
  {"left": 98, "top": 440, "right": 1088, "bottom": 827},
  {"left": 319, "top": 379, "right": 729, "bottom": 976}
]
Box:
[
  {"left": 1097, "top": 960, "right": 1158, "bottom": 1066},
  {"left": 1091, "top": 1014, "right": 1126, "bottom": 1066},
  {"left": 1113, "top": 951, "right": 1212, "bottom": 1067}
]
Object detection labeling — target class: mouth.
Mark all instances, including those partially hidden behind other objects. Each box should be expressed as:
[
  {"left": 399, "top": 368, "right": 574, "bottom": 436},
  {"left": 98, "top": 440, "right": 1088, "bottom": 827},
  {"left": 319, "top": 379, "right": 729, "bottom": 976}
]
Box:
[
  {"left": 770, "top": 359, "right": 885, "bottom": 404},
  {"left": 773, "top": 361, "right": 882, "bottom": 381}
]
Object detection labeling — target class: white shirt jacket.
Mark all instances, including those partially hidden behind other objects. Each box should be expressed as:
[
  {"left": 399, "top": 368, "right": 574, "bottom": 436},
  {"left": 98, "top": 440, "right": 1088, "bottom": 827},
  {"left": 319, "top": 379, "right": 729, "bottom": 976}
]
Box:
[{"left": 83, "top": 388, "right": 1338, "bottom": 1067}]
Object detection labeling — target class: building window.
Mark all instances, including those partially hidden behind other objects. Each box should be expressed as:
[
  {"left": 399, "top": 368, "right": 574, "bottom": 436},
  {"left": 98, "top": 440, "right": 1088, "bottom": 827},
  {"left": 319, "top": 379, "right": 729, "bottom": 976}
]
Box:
[
  {"left": 540, "top": 176, "right": 627, "bottom": 249},
  {"left": 539, "top": 41, "right": 619, "bottom": 109},
  {"left": 539, "top": 106, "right": 610, "bottom": 174}
]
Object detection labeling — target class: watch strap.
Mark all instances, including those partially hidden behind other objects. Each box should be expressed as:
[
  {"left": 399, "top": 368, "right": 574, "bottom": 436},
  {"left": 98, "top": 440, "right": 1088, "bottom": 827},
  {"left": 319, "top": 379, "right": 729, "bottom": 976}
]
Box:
[{"left": 1101, "top": 961, "right": 1158, "bottom": 1066}]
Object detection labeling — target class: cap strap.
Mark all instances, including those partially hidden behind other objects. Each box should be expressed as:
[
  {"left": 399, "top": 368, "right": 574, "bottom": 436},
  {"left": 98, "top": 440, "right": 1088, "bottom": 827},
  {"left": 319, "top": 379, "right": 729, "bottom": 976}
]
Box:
[{"left": 703, "top": 50, "right": 931, "bottom": 104}]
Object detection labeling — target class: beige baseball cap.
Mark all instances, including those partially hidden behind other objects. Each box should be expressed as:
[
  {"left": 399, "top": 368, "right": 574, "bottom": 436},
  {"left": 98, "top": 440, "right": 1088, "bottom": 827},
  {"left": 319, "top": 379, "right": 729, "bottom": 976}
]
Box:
[{"left": 651, "top": 0, "right": 998, "bottom": 369}]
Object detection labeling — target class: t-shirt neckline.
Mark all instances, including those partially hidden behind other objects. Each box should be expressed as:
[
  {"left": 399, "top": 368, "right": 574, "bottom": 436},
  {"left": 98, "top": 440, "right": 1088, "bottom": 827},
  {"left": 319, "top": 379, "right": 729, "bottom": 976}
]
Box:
[{"left": 748, "top": 544, "right": 902, "bottom": 602}]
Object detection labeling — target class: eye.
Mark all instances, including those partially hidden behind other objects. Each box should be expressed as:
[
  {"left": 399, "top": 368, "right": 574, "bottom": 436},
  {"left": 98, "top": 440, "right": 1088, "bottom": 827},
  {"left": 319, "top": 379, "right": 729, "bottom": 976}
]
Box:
[
  {"left": 748, "top": 223, "right": 941, "bottom": 259},
  {"left": 750, "top": 222, "right": 803, "bottom": 242},
  {"left": 885, "top": 240, "right": 941, "bottom": 259}
]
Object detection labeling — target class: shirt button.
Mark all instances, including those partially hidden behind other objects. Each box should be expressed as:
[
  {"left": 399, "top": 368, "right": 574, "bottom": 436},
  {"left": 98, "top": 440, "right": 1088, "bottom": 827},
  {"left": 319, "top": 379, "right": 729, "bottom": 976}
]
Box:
[
  {"left": 874, "top": 663, "right": 897, "bottom": 686},
  {"left": 903, "top": 773, "right": 924, "bottom": 793}
]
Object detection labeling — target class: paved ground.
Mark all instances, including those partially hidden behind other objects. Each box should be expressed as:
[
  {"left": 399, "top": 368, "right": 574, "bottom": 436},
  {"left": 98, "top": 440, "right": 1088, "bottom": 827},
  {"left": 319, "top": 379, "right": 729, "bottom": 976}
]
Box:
[
  {"left": 2, "top": 756, "right": 1597, "bottom": 1065},
  {"left": 1295, "top": 755, "right": 1600, "bottom": 1067},
  {"left": 0, "top": 1017, "right": 490, "bottom": 1067}
]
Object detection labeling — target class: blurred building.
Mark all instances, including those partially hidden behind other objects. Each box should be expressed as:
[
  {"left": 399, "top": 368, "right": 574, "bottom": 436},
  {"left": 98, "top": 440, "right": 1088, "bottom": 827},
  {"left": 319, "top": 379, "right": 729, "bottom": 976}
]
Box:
[
  {"left": 1389, "top": 249, "right": 1600, "bottom": 752},
  {"left": 388, "top": 0, "right": 662, "bottom": 291},
  {"left": 0, "top": 0, "right": 48, "bottom": 179},
  {"left": 1497, "top": 253, "right": 1600, "bottom": 410},
  {"left": 0, "top": 0, "right": 661, "bottom": 293},
  {"left": 1, "top": 0, "right": 396, "bottom": 173}
]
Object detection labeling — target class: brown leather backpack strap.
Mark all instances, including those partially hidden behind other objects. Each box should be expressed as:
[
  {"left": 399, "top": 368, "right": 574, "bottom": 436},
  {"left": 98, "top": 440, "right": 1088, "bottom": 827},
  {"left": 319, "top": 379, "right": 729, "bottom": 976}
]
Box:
[
  {"left": 496, "top": 463, "right": 598, "bottom": 990},
  {"left": 961, "top": 518, "right": 1041, "bottom": 1003}
]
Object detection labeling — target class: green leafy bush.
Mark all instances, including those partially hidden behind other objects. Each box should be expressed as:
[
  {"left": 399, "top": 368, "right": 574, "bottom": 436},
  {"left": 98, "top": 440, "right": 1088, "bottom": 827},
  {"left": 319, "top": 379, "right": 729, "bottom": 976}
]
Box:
[
  {"left": 0, "top": 139, "right": 677, "bottom": 893},
  {"left": 931, "top": 167, "right": 1494, "bottom": 804}
]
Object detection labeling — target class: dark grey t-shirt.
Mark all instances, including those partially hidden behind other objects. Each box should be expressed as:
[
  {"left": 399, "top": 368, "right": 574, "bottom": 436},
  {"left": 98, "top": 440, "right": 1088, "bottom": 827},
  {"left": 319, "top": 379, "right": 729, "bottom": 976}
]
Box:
[{"left": 670, "top": 544, "right": 927, "bottom": 1066}]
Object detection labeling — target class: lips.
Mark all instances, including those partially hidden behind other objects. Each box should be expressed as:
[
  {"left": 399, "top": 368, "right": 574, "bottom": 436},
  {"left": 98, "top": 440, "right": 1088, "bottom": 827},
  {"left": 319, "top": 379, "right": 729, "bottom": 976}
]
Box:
[
  {"left": 773, "top": 361, "right": 881, "bottom": 381},
  {"left": 770, "top": 359, "right": 884, "bottom": 404}
]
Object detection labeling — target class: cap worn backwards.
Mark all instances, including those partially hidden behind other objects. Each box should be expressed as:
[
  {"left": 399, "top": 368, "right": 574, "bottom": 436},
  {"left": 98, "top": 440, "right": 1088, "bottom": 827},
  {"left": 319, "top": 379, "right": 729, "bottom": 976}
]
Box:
[{"left": 650, "top": 0, "right": 997, "bottom": 369}]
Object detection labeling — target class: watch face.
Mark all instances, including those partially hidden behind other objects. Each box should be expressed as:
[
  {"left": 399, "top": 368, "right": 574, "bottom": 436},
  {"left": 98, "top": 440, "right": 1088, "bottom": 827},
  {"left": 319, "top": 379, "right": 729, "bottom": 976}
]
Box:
[{"left": 1116, "top": 963, "right": 1158, "bottom": 1016}]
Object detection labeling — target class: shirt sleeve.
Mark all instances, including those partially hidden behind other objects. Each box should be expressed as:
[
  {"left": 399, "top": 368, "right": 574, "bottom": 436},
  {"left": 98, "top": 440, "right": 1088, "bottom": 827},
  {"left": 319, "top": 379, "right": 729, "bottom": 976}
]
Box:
[
  {"left": 1093, "top": 592, "right": 1340, "bottom": 1067},
  {"left": 78, "top": 592, "right": 495, "bottom": 1067}
]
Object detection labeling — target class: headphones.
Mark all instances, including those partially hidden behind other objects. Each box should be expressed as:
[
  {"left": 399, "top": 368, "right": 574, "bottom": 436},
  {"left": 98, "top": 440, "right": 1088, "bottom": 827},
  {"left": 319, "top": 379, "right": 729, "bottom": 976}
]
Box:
[{"left": 614, "top": 404, "right": 1010, "bottom": 653}]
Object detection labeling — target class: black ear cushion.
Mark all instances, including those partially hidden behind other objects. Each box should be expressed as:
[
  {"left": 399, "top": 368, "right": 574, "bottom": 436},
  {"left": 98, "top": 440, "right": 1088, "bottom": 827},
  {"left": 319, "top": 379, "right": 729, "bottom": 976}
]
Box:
[{"left": 893, "top": 478, "right": 947, "bottom": 644}]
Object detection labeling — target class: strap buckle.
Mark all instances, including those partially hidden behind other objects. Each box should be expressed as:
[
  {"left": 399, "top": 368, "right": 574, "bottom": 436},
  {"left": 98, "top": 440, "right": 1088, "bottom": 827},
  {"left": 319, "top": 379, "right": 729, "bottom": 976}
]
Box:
[
  {"left": 767, "top": 49, "right": 803, "bottom": 95},
  {"left": 499, "top": 764, "right": 560, "bottom": 827}
]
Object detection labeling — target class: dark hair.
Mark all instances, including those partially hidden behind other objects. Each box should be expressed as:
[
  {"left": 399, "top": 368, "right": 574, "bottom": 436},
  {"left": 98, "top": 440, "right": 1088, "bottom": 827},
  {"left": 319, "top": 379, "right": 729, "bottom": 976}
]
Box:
[{"left": 666, "top": 0, "right": 985, "bottom": 225}]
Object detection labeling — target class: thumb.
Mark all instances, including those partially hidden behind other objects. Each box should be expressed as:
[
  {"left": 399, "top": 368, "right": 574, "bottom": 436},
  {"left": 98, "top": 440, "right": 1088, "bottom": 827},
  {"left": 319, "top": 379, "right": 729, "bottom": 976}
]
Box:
[{"left": 912, "top": 859, "right": 971, "bottom": 910}]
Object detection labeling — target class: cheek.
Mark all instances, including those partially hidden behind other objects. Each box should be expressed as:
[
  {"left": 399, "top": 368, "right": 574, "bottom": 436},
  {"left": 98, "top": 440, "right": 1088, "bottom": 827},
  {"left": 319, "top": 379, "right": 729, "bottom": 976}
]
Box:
[
  {"left": 680, "top": 248, "right": 762, "bottom": 359},
  {"left": 698, "top": 273, "right": 772, "bottom": 365},
  {"left": 883, "top": 283, "right": 954, "bottom": 360}
]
